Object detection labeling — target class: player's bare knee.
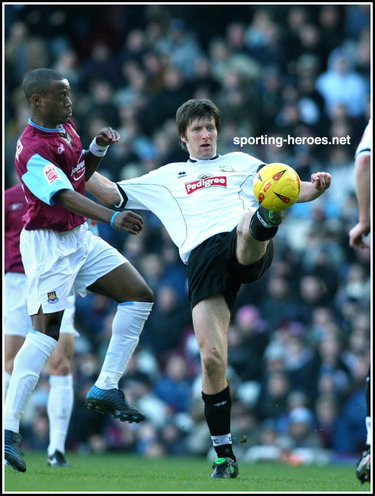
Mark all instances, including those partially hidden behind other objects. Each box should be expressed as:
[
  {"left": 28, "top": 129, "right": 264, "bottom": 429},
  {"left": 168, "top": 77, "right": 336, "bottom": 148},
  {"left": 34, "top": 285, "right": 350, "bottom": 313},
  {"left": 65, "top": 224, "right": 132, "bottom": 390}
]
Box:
[
  {"left": 135, "top": 285, "right": 154, "bottom": 303},
  {"left": 201, "top": 349, "right": 225, "bottom": 378},
  {"left": 50, "top": 362, "right": 71, "bottom": 376},
  {"left": 49, "top": 354, "right": 71, "bottom": 376},
  {"left": 143, "top": 285, "right": 155, "bottom": 303},
  {"left": 236, "top": 226, "right": 267, "bottom": 265},
  {"left": 239, "top": 224, "right": 252, "bottom": 244},
  {"left": 237, "top": 213, "right": 255, "bottom": 244}
]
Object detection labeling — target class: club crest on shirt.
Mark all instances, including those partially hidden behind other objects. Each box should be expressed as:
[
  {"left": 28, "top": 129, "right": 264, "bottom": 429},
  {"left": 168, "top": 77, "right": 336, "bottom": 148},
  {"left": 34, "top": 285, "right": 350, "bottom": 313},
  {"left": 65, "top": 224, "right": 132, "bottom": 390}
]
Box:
[
  {"left": 47, "top": 291, "right": 59, "bottom": 304},
  {"left": 185, "top": 174, "right": 227, "bottom": 194},
  {"left": 43, "top": 164, "right": 60, "bottom": 184},
  {"left": 58, "top": 144, "right": 65, "bottom": 154},
  {"left": 219, "top": 164, "right": 235, "bottom": 172}
]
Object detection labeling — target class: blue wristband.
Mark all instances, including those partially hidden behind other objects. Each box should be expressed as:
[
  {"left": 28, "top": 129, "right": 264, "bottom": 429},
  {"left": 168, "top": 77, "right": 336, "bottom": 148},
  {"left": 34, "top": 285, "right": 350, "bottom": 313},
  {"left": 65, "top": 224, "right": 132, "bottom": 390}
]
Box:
[{"left": 110, "top": 211, "right": 120, "bottom": 228}]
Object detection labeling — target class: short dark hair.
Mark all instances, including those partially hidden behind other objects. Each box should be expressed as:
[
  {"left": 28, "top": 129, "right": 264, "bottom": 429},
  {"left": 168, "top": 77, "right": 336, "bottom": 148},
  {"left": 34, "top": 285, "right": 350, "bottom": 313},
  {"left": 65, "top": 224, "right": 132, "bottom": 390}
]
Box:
[
  {"left": 176, "top": 99, "right": 221, "bottom": 151},
  {"left": 22, "top": 68, "right": 66, "bottom": 102}
]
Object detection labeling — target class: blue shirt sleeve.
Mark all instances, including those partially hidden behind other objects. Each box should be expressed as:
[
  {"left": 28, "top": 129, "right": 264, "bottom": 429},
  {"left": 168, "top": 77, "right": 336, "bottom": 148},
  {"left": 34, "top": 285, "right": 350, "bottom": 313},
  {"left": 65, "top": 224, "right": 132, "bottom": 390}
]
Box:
[{"left": 22, "top": 154, "right": 73, "bottom": 205}]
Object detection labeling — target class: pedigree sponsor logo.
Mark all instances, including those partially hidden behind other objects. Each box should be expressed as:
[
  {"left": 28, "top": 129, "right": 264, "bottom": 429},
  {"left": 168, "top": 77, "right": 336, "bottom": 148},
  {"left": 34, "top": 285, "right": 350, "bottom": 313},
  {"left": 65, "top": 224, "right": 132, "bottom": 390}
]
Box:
[{"left": 185, "top": 176, "right": 227, "bottom": 194}]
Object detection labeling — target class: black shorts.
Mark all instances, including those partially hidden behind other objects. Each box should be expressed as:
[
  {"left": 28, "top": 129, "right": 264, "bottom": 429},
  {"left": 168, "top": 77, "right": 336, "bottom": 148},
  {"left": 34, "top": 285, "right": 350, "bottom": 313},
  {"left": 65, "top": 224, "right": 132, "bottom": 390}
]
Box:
[{"left": 187, "top": 227, "right": 273, "bottom": 313}]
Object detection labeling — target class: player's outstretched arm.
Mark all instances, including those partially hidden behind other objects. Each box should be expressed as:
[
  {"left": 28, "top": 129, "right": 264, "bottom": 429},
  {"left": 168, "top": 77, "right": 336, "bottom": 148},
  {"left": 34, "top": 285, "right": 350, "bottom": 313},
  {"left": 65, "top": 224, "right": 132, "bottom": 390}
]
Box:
[
  {"left": 84, "top": 127, "right": 120, "bottom": 181},
  {"left": 297, "top": 172, "right": 331, "bottom": 203},
  {"left": 86, "top": 171, "right": 121, "bottom": 205},
  {"left": 54, "top": 189, "right": 142, "bottom": 234}
]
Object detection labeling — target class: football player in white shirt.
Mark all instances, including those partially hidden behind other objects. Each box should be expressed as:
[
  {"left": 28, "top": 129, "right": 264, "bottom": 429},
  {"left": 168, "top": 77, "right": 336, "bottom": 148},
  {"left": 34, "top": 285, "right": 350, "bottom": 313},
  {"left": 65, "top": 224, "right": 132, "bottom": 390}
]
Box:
[
  {"left": 349, "top": 119, "right": 371, "bottom": 484},
  {"left": 86, "top": 98, "right": 331, "bottom": 479},
  {"left": 349, "top": 119, "right": 371, "bottom": 249}
]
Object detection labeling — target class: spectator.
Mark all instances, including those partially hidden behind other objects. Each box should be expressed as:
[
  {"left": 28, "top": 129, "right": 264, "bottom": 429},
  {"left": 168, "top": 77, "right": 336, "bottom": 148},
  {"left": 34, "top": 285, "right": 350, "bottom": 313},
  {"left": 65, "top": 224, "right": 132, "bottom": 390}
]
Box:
[
  {"left": 245, "top": 15, "right": 286, "bottom": 68},
  {"left": 52, "top": 48, "right": 81, "bottom": 91},
  {"left": 155, "top": 18, "right": 203, "bottom": 80},
  {"left": 332, "top": 386, "right": 367, "bottom": 453},
  {"left": 314, "top": 394, "right": 340, "bottom": 449},
  {"left": 256, "top": 370, "right": 291, "bottom": 428},
  {"left": 316, "top": 333, "right": 351, "bottom": 400},
  {"left": 243, "top": 419, "right": 281, "bottom": 462},
  {"left": 5, "top": 20, "right": 49, "bottom": 78},
  {"left": 153, "top": 354, "right": 193, "bottom": 413},
  {"left": 81, "top": 79, "right": 121, "bottom": 130},
  {"left": 142, "top": 285, "right": 190, "bottom": 356},
  {"left": 209, "top": 37, "right": 259, "bottom": 86},
  {"left": 260, "top": 274, "right": 299, "bottom": 328},
  {"left": 282, "top": 406, "right": 323, "bottom": 451},
  {"left": 316, "top": 47, "right": 368, "bottom": 118},
  {"left": 318, "top": 6, "right": 344, "bottom": 58},
  {"left": 119, "top": 29, "right": 147, "bottom": 65},
  {"left": 282, "top": 330, "right": 319, "bottom": 396},
  {"left": 81, "top": 41, "right": 120, "bottom": 87},
  {"left": 228, "top": 305, "right": 269, "bottom": 381}
]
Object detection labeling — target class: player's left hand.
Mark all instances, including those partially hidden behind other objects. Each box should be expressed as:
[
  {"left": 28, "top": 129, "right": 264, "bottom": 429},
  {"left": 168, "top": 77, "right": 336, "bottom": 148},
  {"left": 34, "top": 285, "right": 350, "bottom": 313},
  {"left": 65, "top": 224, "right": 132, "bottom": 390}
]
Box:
[
  {"left": 349, "top": 222, "right": 370, "bottom": 249},
  {"left": 311, "top": 172, "right": 331, "bottom": 191},
  {"left": 95, "top": 127, "right": 120, "bottom": 147},
  {"left": 113, "top": 210, "right": 144, "bottom": 235}
]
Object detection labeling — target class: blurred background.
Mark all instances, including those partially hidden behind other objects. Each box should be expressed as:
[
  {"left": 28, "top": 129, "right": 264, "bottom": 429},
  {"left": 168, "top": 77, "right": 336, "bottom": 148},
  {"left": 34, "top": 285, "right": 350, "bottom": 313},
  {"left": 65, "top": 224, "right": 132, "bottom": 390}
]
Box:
[{"left": 4, "top": 4, "right": 371, "bottom": 466}]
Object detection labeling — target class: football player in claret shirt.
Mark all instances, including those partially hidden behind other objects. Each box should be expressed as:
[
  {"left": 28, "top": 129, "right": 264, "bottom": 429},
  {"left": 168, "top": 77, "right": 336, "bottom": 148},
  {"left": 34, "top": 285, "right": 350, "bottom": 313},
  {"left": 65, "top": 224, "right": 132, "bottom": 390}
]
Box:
[
  {"left": 4, "top": 68, "right": 154, "bottom": 473},
  {"left": 87, "top": 98, "right": 332, "bottom": 479},
  {"left": 5, "top": 182, "right": 78, "bottom": 467}
]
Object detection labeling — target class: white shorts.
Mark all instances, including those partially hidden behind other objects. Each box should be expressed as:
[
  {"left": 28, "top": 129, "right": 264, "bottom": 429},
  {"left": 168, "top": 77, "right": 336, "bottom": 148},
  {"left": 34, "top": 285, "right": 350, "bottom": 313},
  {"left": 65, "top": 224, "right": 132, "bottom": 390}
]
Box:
[
  {"left": 20, "top": 223, "right": 127, "bottom": 315},
  {"left": 4, "top": 272, "right": 79, "bottom": 337}
]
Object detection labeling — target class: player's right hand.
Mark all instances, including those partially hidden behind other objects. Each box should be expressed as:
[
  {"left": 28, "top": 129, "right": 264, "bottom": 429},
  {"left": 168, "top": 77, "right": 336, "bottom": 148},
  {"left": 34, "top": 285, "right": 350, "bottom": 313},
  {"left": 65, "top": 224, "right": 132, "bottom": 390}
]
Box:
[{"left": 113, "top": 210, "right": 143, "bottom": 234}]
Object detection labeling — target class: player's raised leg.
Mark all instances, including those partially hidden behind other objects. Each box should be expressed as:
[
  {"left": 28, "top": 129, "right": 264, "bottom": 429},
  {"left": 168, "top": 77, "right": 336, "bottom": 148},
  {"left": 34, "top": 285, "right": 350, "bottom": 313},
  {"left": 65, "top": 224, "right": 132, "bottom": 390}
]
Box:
[
  {"left": 236, "top": 206, "right": 285, "bottom": 266},
  {"left": 85, "top": 261, "right": 154, "bottom": 423}
]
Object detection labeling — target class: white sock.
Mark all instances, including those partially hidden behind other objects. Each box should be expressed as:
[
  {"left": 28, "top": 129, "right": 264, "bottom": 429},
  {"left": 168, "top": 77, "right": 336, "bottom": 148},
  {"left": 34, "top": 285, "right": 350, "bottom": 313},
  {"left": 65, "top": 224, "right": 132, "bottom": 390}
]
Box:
[
  {"left": 4, "top": 371, "right": 11, "bottom": 396},
  {"left": 47, "top": 374, "right": 74, "bottom": 456},
  {"left": 366, "top": 416, "right": 371, "bottom": 446},
  {"left": 95, "top": 301, "right": 153, "bottom": 390},
  {"left": 4, "top": 331, "right": 57, "bottom": 433}
]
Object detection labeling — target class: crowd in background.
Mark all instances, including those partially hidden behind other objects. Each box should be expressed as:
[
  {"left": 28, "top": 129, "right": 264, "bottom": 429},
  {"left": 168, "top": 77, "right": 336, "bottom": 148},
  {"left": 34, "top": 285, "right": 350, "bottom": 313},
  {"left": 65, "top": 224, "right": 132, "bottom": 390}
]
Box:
[{"left": 4, "top": 4, "right": 371, "bottom": 464}]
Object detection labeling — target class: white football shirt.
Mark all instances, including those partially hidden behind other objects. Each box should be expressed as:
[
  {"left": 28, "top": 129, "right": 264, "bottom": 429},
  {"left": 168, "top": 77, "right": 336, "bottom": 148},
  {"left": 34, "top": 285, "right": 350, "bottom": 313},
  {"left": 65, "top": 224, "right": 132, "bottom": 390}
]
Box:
[
  {"left": 116, "top": 152, "right": 264, "bottom": 264},
  {"left": 355, "top": 119, "right": 371, "bottom": 159}
]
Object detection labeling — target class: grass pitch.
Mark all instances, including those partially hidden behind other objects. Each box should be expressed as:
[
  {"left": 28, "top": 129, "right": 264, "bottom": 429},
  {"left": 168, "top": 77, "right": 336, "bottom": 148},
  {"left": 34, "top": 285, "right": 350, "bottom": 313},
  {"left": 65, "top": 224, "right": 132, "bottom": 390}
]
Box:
[{"left": 4, "top": 451, "right": 370, "bottom": 493}]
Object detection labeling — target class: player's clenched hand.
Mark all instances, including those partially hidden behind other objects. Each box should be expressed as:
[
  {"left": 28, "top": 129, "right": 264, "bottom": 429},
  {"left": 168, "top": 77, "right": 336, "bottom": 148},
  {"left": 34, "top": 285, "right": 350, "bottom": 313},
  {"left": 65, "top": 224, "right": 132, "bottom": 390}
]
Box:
[
  {"left": 311, "top": 172, "right": 331, "bottom": 191},
  {"left": 349, "top": 222, "right": 370, "bottom": 249},
  {"left": 95, "top": 127, "right": 120, "bottom": 146},
  {"left": 112, "top": 211, "right": 143, "bottom": 234}
]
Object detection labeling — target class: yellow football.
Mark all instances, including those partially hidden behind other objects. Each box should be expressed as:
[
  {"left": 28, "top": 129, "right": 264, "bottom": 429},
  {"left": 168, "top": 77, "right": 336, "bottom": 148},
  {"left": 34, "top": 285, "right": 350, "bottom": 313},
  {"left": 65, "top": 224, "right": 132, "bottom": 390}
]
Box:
[{"left": 253, "top": 163, "right": 301, "bottom": 210}]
